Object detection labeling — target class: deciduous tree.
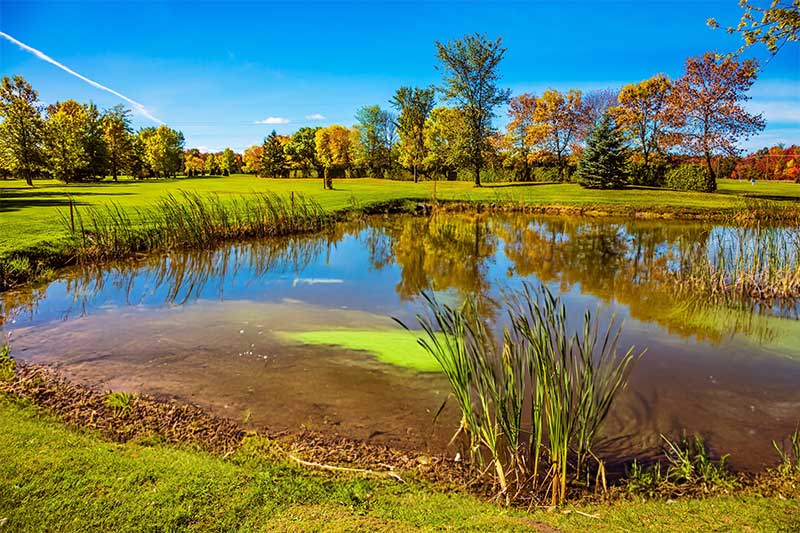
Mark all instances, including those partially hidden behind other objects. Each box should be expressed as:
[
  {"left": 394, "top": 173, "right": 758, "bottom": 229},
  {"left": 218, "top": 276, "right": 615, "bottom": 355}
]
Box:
[
  {"left": 709, "top": 1, "right": 800, "bottom": 55},
  {"left": 284, "top": 127, "right": 321, "bottom": 177},
  {"left": 423, "top": 106, "right": 469, "bottom": 180},
  {"left": 43, "top": 100, "right": 88, "bottom": 182},
  {"left": 529, "top": 89, "right": 585, "bottom": 179},
  {"left": 391, "top": 86, "right": 435, "bottom": 182},
  {"left": 671, "top": 52, "right": 765, "bottom": 179},
  {"left": 220, "top": 148, "right": 238, "bottom": 175},
  {"left": 242, "top": 144, "right": 263, "bottom": 174},
  {"left": 354, "top": 105, "right": 396, "bottom": 177},
  {"left": 435, "top": 33, "right": 511, "bottom": 186},
  {"left": 0, "top": 75, "right": 45, "bottom": 185},
  {"left": 102, "top": 104, "right": 133, "bottom": 181},
  {"left": 143, "top": 125, "right": 184, "bottom": 177},
  {"left": 505, "top": 93, "right": 537, "bottom": 181},
  {"left": 315, "top": 124, "right": 354, "bottom": 189},
  {"left": 614, "top": 75, "right": 673, "bottom": 171}
]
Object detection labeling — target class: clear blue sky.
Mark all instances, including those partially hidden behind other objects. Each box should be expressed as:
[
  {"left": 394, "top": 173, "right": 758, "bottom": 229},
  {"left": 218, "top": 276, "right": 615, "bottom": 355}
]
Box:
[{"left": 1, "top": 0, "right": 798, "bottom": 152}]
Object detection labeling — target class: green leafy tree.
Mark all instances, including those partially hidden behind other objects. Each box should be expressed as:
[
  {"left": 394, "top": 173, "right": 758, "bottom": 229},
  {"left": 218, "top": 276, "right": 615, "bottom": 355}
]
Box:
[
  {"left": 576, "top": 113, "right": 627, "bottom": 189},
  {"left": 260, "top": 130, "right": 287, "bottom": 178},
  {"left": 284, "top": 127, "right": 321, "bottom": 177},
  {"left": 130, "top": 129, "right": 152, "bottom": 179},
  {"left": 143, "top": 125, "right": 184, "bottom": 177},
  {"left": 82, "top": 102, "right": 108, "bottom": 180},
  {"left": 220, "top": 148, "right": 238, "bottom": 175},
  {"left": 0, "top": 75, "right": 45, "bottom": 185},
  {"left": 423, "top": 106, "right": 469, "bottom": 180},
  {"left": 102, "top": 104, "right": 133, "bottom": 181},
  {"left": 391, "top": 86, "right": 436, "bottom": 182},
  {"left": 353, "top": 105, "right": 396, "bottom": 177},
  {"left": 435, "top": 33, "right": 511, "bottom": 186},
  {"left": 43, "top": 100, "right": 89, "bottom": 182},
  {"left": 205, "top": 153, "right": 220, "bottom": 175}
]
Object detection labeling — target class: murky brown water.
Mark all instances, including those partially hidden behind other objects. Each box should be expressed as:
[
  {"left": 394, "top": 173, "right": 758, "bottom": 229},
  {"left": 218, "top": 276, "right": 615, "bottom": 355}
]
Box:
[{"left": 3, "top": 214, "right": 800, "bottom": 470}]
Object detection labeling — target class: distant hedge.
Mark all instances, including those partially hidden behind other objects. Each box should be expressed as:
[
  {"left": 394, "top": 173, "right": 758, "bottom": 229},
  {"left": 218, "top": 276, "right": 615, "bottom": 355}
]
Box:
[{"left": 665, "top": 164, "right": 716, "bottom": 193}]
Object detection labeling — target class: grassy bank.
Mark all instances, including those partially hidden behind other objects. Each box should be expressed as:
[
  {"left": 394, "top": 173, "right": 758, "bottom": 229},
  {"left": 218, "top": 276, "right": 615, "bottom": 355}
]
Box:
[{"left": 2, "top": 398, "right": 799, "bottom": 532}]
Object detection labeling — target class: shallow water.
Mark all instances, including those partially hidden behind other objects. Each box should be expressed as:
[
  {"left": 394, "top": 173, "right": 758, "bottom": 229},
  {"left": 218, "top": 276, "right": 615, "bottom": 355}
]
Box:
[{"left": 3, "top": 214, "right": 800, "bottom": 470}]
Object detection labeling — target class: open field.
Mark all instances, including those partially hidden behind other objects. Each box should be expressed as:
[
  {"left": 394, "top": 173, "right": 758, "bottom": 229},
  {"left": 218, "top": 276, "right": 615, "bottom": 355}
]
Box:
[
  {"left": 1, "top": 398, "right": 798, "bottom": 532},
  {"left": 3, "top": 175, "right": 800, "bottom": 255}
]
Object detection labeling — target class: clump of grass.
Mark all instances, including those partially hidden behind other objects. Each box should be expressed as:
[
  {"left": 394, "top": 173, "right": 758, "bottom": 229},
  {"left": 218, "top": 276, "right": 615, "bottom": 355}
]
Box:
[
  {"left": 406, "top": 283, "right": 643, "bottom": 505},
  {"left": 0, "top": 344, "right": 15, "bottom": 382},
  {"left": 104, "top": 391, "right": 136, "bottom": 416},
  {"left": 773, "top": 429, "right": 800, "bottom": 475},
  {"left": 625, "top": 434, "right": 737, "bottom": 498},
  {"left": 63, "top": 191, "right": 330, "bottom": 262}
]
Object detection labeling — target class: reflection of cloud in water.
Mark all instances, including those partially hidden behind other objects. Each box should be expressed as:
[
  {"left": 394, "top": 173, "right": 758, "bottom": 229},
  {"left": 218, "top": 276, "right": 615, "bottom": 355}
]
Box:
[{"left": 292, "top": 277, "right": 344, "bottom": 287}]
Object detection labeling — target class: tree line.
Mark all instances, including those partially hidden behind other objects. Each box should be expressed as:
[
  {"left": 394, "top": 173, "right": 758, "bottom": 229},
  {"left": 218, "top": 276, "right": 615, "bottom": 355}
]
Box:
[{"left": 0, "top": 31, "right": 781, "bottom": 190}]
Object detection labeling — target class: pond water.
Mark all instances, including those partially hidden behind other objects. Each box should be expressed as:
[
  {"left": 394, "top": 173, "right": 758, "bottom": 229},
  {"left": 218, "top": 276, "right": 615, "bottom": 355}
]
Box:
[{"left": 2, "top": 214, "right": 800, "bottom": 470}]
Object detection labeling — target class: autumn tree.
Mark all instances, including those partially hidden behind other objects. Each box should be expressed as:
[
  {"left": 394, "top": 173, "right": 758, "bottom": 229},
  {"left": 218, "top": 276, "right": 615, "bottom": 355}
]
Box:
[
  {"left": 204, "top": 152, "right": 220, "bottom": 175},
  {"left": 576, "top": 113, "right": 627, "bottom": 189},
  {"left": 583, "top": 89, "right": 619, "bottom": 127},
  {"left": 709, "top": 1, "right": 800, "bottom": 55},
  {"left": 183, "top": 149, "right": 205, "bottom": 176},
  {"left": 529, "top": 89, "right": 585, "bottom": 179},
  {"left": 220, "top": 148, "right": 238, "bottom": 175},
  {"left": 284, "top": 127, "right": 321, "bottom": 177},
  {"left": 505, "top": 93, "right": 537, "bottom": 181},
  {"left": 143, "top": 125, "right": 184, "bottom": 177},
  {"left": 260, "top": 130, "right": 287, "bottom": 178},
  {"left": 315, "top": 124, "right": 354, "bottom": 189},
  {"left": 353, "top": 105, "right": 396, "bottom": 177},
  {"left": 391, "top": 86, "right": 435, "bottom": 182},
  {"left": 435, "top": 33, "right": 511, "bottom": 186},
  {"left": 671, "top": 53, "right": 765, "bottom": 179},
  {"left": 242, "top": 144, "right": 263, "bottom": 174},
  {"left": 423, "top": 107, "right": 469, "bottom": 180},
  {"left": 0, "top": 75, "right": 45, "bottom": 185},
  {"left": 614, "top": 74, "right": 673, "bottom": 175},
  {"left": 43, "top": 100, "right": 90, "bottom": 182},
  {"left": 102, "top": 104, "right": 133, "bottom": 181}
]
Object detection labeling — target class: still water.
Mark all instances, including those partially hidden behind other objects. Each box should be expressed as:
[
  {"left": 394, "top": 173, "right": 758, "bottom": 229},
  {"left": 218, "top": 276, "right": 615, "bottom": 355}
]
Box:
[{"left": 3, "top": 214, "right": 800, "bottom": 470}]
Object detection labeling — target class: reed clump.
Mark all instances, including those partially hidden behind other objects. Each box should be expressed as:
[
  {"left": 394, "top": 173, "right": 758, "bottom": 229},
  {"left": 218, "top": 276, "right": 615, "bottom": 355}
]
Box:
[
  {"left": 406, "top": 284, "right": 643, "bottom": 505},
  {"left": 62, "top": 191, "right": 330, "bottom": 262}
]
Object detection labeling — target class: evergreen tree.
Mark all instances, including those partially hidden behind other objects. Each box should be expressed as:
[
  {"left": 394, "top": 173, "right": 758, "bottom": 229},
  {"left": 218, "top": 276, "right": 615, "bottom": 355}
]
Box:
[
  {"left": 260, "top": 130, "right": 286, "bottom": 178},
  {"left": 576, "top": 113, "right": 627, "bottom": 189}
]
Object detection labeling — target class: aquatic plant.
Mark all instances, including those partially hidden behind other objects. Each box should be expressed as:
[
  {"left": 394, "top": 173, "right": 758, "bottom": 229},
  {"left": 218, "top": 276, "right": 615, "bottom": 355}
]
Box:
[
  {"left": 408, "top": 283, "right": 642, "bottom": 505},
  {"left": 104, "top": 391, "right": 136, "bottom": 416},
  {"left": 62, "top": 191, "right": 330, "bottom": 262},
  {"left": 773, "top": 429, "right": 800, "bottom": 475},
  {"left": 0, "top": 344, "right": 14, "bottom": 382}
]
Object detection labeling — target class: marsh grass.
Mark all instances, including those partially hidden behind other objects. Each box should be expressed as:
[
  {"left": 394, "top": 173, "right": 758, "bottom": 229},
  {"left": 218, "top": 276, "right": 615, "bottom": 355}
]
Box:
[
  {"left": 773, "top": 429, "right": 800, "bottom": 475},
  {"left": 104, "top": 391, "right": 136, "bottom": 416},
  {"left": 0, "top": 344, "right": 14, "bottom": 382},
  {"left": 62, "top": 191, "right": 329, "bottom": 262},
  {"left": 406, "top": 284, "right": 642, "bottom": 505}
]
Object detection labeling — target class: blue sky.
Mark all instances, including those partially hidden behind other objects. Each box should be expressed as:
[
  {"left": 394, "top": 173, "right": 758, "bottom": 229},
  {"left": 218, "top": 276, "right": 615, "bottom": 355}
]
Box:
[{"left": 1, "top": 0, "right": 798, "bottom": 152}]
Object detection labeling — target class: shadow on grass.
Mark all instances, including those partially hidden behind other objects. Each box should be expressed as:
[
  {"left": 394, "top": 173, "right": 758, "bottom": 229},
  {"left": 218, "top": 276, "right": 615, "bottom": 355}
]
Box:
[{"left": 0, "top": 189, "right": 133, "bottom": 212}]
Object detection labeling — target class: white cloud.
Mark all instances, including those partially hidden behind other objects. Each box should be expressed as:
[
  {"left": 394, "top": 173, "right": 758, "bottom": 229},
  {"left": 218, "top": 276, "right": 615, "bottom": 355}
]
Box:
[
  {"left": 305, "top": 113, "right": 326, "bottom": 120},
  {"left": 746, "top": 100, "right": 800, "bottom": 124},
  {"left": 0, "top": 31, "right": 164, "bottom": 124},
  {"left": 196, "top": 146, "right": 210, "bottom": 153},
  {"left": 255, "top": 116, "right": 290, "bottom": 125}
]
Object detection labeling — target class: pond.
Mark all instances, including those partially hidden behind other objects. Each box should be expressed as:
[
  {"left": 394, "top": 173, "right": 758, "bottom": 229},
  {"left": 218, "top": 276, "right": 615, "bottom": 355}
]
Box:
[{"left": 2, "top": 213, "right": 800, "bottom": 471}]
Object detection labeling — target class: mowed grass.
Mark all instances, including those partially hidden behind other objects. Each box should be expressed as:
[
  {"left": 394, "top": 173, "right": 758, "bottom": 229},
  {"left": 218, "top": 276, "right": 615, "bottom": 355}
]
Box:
[
  {"left": 2, "top": 174, "right": 799, "bottom": 255},
  {"left": 1, "top": 398, "right": 799, "bottom": 532}
]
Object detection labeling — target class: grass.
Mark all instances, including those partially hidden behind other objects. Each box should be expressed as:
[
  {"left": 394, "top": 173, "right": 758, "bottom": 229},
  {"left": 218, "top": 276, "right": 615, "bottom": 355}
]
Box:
[
  {"left": 3, "top": 175, "right": 800, "bottom": 255},
  {"left": 276, "top": 328, "right": 441, "bottom": 372},
  {"left": 2, "top": 398, "right": 799, "bottom": 532}
]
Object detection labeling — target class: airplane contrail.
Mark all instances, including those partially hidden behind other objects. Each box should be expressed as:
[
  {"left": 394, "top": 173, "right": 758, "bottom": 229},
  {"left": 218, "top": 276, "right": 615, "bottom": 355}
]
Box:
[{"left": 0, "top": 31, "right": 164, "bottom": 125}]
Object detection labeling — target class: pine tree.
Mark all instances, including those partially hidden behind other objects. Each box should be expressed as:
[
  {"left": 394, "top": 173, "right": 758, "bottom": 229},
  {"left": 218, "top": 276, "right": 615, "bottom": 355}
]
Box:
[
  {"left": 260, "top": 130, "right": 286, "bottom": 178},
  {"left": 576, "top": 113, "right": 627, "bottom": 189}
]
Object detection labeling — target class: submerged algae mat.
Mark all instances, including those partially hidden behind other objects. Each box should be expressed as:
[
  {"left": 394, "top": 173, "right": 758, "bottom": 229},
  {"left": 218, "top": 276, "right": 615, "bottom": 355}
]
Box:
[{"left": 277, "top": 329, "right": 440, "bottom": 372}]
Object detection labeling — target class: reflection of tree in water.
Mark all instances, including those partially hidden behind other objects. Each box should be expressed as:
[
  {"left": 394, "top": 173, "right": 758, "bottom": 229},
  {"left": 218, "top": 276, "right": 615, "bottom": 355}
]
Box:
[
  {"left": 495, "top": 216, "right": 796, "bottom": 344},
  {"left": 364, "top": 214, "right": 499, "bottom": 316}
]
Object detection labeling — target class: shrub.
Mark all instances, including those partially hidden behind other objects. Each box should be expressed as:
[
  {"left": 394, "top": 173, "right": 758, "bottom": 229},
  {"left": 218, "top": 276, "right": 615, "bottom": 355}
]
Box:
[
  {"left": 665, "top": 164, "right": 716, "bottom": 192},
  {"left": 627, "top": 160, "right": 668, "bottom": 187}
]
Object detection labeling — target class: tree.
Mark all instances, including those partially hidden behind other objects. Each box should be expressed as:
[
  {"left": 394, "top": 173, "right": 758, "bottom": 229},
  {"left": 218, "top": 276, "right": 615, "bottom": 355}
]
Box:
[
  {"left": 143, "top": 125, "right": 184, "bottom": 177},
  {"left": 353, "top": 105, "right": 396, "bottom": 177},
  {"left": 260, "top": 130, "right": 287, "bottom": 178},
  {"left": 242, "top": 144, "right": 263, "bottom": 174},
  {"left": 102, "top": 104, "right": 133, "bottom": 181},
  {"left": 671, "top": 52, "right": 765, "bottom": 179},
  {"left": 82, "top": 102, "right": 108, "bottom": 180},
  {"left": 423, "top": 107, "right": 469, "bottom": 180},
  {"left": 43, "top": 100, "right": 88, "bottom": 182},
  {"left": 529, "top": 89, "right": 585, "bottom": 179},
  {"left": 315, "top": 125, "right": 354, "bottom": 189},
  {"left": 708, "top": 1, "right": 800, "bottom": 55},
  {"left": 614, "top": 75, "right": 673, "bottom": 172},
  {"left": 391, "top": 86, "right": 435, "bottom": 182},
  {"left": 284, "top": 127, "right": 321, "bottom": 177},
  {"left": 220, "top": 148, "right": 238, "bottom": 175},
  {"left": 183, "top": 149, "right": 205, "bottom": 176},
  {"left": 0, "top": 75, "right": 45, "bottom": 185},
  {"left": 576, "top": 113, "right": 627, "bottom": 189},
  {"left": 435, "top": 33, "right": 511, "bottom": 186},
  {"left": 505, "top": 93, "right": 537, "bottom": 181},
  {"left": 204, "top": 153, "right": 220, "bottom": 175},
  {"left": 583, "top": 89, "right": 619, "bottom": 128}
]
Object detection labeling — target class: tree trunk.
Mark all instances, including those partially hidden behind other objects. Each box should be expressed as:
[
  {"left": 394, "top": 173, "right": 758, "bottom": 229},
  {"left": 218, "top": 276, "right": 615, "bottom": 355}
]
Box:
[
  {"left": 704, "top": 151, "right": 716, "bottom": 180},
  {"left": 474, "top": 163, "right": 481, "bottom": 187},
  {"left": 24, "top": 170, "right": 32, "bottom": 186}
]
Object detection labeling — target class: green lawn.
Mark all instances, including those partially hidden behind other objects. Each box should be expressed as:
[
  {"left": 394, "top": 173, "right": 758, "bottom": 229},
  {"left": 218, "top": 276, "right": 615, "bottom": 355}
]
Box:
[
  {"left": 2, "top": 175, "right": 799, "bottom": 255},
  {"left": 1, "top": 399, "right": 798, "bottom": 532}
]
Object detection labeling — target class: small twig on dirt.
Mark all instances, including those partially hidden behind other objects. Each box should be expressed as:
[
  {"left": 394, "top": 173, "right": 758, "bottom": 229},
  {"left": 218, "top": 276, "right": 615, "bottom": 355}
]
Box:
[
  {"left": 287, "top": 453, "right": 405, "bottom": 483},
  {"left": 561, "top": 509, "right": 601, "bottom": 519}
]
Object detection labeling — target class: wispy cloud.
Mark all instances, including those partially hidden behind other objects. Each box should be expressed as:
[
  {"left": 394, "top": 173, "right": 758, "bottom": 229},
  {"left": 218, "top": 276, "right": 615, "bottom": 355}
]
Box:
[
  {"left": 255, "top": 116, "right": 290, "bottom": 125},
  {"left": 0, "top": 31, "right": 164, "bottom": 124},
  {"left": 305, "top": 113, "right": 325, "bottom": 120}
]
